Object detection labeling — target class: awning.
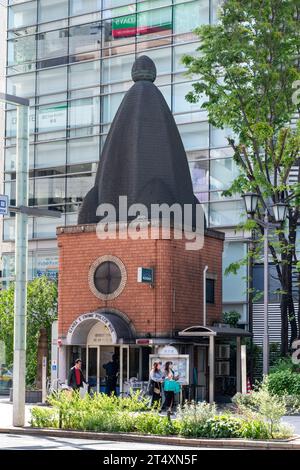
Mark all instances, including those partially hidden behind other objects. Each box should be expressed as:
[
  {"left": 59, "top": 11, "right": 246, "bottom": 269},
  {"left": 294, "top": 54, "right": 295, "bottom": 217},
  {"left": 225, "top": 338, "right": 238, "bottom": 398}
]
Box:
[
  {"left": 178, "top": 325, "right": 251, "bottom": 338},
  {"left": 66, "top": 310, "right": 136, "bottom": 345}
]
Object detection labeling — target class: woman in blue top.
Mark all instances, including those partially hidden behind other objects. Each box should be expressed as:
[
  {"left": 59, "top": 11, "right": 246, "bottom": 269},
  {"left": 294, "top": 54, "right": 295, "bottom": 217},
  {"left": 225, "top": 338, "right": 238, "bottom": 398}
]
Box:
[
  {"left": 161, "top": 361, "right": 179, "bottom": 414},
  {"left": 149, "top": 361, "right": 163, "bottom": 406}
]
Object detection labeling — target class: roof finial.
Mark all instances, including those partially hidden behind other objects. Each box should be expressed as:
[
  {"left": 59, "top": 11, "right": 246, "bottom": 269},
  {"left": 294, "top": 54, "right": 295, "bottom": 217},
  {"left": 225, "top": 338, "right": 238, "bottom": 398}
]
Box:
[{"left": 131, "top": 55, "right": 157, "bottom": 83}]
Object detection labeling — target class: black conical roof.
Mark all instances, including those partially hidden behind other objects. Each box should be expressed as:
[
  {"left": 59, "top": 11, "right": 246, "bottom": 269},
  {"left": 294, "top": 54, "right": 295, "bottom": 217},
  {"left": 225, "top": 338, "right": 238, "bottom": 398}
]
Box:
[{"left": 78, "top": 56, "right": 203, "bottom": 227}]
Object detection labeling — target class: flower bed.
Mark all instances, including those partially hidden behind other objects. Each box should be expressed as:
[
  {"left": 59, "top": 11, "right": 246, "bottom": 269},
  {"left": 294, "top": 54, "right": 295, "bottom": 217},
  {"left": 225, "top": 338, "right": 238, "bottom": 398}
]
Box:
[{"left": 30, "top": 388, "right": 293, "bottom": 440}]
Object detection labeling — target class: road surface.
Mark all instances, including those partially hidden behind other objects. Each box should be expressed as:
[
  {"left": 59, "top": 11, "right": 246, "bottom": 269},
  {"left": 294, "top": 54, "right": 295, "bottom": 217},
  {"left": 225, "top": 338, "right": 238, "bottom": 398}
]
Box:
[{"left": 0, "top": 433, "right": 225, "bottom": 450}]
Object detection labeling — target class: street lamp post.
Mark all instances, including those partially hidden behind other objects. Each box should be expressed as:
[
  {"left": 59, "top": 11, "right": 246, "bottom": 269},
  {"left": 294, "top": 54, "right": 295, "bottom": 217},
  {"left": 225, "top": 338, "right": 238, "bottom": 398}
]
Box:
[
  {"left": 13, "top": 101, "right": 29, "bottom": 427},
  {"left": 242, "top": 192, "right": 287, "bottom": 376},
  {"left": 0, "top": 93, "right": 61, "bottom": 427}
]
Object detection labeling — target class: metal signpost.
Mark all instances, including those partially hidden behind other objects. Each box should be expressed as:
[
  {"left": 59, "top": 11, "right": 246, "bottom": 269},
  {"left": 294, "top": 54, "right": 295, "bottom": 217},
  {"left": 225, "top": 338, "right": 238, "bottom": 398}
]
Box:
[{"left": 0, "top": 93, "right": 61, "bottom": 427}]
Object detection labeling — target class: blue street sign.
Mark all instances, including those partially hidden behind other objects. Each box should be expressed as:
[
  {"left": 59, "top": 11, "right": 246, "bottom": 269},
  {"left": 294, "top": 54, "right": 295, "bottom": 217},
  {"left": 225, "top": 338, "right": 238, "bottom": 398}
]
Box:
[{"left": 0, "top": 195, "right": 8, "bottom": 216}]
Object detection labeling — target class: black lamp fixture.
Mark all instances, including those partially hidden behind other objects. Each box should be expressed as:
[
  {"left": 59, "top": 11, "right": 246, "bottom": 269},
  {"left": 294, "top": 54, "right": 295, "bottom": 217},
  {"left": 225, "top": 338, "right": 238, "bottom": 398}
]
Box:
[
  {"left": 272, "top": 202, "right": 288, "bottom": 223},
  {"left": 242, "top": 192, "right": 288, "bottom": 223},
  {"left": 242, "top": 192, "right": 259, "bottom": 216}
]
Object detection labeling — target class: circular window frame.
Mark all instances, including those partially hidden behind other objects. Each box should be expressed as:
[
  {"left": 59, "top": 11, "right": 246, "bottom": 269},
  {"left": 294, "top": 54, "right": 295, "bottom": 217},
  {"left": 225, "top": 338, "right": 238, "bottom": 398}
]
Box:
[{"left": 88, "top": 255, "right": 127, "bottom": 300}]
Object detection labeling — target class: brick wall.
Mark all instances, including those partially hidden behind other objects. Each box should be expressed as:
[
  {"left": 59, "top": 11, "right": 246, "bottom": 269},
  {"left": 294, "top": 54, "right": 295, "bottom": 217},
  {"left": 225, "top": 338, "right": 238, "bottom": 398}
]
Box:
[{"left": 57, "top": 224, "right": 224, "bottom": 340}]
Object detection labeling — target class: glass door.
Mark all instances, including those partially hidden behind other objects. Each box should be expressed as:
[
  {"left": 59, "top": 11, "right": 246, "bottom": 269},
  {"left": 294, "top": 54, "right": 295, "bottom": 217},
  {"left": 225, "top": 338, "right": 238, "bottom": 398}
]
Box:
[
  {"left": 99, "top": 346, "right": 115, "bottom": 393},
  {"left": 120, "top": 345, "right": 129, "bottom": 394},
  {"left": 86, "top": 345, "right": 129, "bottom": 395},
  {"left": 87, "top": 347, "right": 98, "bottom": 393}
]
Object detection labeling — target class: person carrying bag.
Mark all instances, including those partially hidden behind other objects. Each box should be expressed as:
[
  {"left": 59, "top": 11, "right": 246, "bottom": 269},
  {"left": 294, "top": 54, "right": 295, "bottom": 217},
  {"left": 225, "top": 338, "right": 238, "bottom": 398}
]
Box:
[
  {"left": 148, "top": 361, "right": 163, "bottom": 407},
  {"left": 161, "top": 361, "right": 180, "bottom": 414}
]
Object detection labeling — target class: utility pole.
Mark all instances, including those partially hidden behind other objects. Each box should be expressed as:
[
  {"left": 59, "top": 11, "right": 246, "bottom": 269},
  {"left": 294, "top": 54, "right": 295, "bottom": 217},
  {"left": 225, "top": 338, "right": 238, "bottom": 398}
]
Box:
[
  {"left": 0, "top": 92, "right": 61, "bottom": 427},
  {"left": 13, "top": 100, "right": 29, "bottom": 427}
]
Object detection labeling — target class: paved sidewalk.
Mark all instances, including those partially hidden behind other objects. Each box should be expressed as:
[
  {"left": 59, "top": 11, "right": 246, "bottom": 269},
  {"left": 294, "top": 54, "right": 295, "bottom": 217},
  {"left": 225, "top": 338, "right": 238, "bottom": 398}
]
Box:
[{"left": 0, "top": 397, "right": 33, "bottom": 428}]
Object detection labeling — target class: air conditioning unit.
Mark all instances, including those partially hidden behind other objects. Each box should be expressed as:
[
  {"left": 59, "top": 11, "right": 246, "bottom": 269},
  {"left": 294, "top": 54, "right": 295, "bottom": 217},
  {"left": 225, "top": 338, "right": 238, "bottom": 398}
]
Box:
[
  {"left": 216, "top": 344, "right": 230, "bottom": 359},
  {"left": 215, "top": 361, "right": 230, "bottom": 376}
]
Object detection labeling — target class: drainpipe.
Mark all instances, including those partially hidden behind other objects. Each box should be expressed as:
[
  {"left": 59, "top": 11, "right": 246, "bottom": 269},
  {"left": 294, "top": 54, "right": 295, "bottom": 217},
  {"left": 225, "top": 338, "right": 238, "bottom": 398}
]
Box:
[{"left": 203, "top": 265, "right": 209, "bottom": 326}]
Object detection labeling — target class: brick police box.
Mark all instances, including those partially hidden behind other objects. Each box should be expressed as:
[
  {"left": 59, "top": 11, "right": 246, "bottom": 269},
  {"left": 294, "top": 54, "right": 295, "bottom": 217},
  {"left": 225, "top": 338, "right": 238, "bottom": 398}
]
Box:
[{"left": 55, "top": 56, "right": 249, "bottom": 403}]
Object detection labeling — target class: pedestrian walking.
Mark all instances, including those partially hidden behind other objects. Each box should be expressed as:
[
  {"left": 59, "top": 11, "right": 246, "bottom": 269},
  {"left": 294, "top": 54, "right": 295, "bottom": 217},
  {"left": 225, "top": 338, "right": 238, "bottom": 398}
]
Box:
[
  {"left": 148, "top": 361, "right": 163, "bottom": 407},
  {"left": 68, "top": 358, "right": 88, "bottom": 392}
]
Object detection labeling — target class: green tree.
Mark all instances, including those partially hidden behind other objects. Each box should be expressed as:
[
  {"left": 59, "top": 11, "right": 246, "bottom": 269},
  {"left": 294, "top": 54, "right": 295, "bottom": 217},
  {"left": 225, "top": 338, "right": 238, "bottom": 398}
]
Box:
[
  {"left": 0, "top": 276, "right": 57, "bottom": 385},
  {"left": 183, "top": 0, "right": 300, "bottom": 354}
]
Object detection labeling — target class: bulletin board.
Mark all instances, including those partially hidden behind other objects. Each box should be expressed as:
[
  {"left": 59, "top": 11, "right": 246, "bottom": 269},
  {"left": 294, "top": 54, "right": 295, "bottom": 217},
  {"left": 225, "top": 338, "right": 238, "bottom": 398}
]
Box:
[{"left": 149, "top": 355, "right": 190, "bottom": 385}]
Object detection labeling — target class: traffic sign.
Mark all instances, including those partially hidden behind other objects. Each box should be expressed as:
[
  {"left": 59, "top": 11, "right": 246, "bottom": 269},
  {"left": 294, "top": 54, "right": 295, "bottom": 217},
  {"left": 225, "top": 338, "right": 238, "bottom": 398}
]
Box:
[{"left": 0, "top": 195, "right": 8, "bottom": 216}]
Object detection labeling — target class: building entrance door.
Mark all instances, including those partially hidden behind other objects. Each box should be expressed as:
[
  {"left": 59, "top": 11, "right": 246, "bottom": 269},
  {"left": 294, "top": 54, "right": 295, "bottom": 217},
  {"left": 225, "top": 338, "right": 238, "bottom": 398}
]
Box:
[{"left": 86, "top": 345, "right": 129, "bottom": 394}]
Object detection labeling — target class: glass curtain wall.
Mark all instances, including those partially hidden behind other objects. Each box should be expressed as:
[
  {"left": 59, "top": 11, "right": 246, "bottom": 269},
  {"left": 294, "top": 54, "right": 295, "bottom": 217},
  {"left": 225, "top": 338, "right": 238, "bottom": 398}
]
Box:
[{"left": 4, "top": 0, "right": 242, "bottom": 242}]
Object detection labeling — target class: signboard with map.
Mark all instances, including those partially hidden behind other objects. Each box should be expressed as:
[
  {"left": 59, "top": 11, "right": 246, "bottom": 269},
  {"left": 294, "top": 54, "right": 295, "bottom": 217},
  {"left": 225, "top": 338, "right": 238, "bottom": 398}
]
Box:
[{"left": 149, "top": 354, "right": 189, "bottom": 385}]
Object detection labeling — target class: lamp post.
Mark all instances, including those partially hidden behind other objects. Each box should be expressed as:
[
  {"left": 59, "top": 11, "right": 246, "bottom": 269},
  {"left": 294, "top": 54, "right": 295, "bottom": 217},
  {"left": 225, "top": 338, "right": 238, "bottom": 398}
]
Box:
[
  {"left": 0, "top": 93, "right": 61, "bottom": 427},
  {"left": 242, "top": 192, "right": 287, "bottom": 376}
]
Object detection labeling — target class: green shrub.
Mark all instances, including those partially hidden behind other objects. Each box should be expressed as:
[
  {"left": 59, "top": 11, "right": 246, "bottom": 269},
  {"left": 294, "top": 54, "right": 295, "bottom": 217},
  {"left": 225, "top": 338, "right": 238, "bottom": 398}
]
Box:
[
  {"left": 134, "top": 413, "right": 178, "bottom": 435},
  {"left": 232, "top": 392, "right": 257, "bottom": 412},
  {"left": 30, "top": 407, "right": 59, "bottom": 428},
  {"left": 79, "top": 410, "right": 135, "bottom": 433},
  {"left": 232, "top": 381, "right": 290, "bottom": 438},
  {"left": 176, "top": 401, "right": 216, "bottom": 437},
  {"left": 267, "top": 370, "right": 300, "bottom": 396},
  {"left": 270, "top": 356, "right": 300, "bottom": 374},
  {"left": 239, "top": 418, "right": 270, "bottom": 440},
  {"left": 223, "top": 311, "right": 241, "bottom": 327},
  {"left": 31, "top": 390, "right": 293, "bottom": 440},
  {"left": 205, "top": 415, "right": 242, "bottom": 439}
]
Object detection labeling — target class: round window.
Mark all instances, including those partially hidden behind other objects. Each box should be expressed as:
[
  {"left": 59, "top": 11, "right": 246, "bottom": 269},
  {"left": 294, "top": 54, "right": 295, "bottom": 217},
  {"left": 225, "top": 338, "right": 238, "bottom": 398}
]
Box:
[
  {"left": 93, "top": 261, "right": 122, "bottom": 295},
  {"left": 88, "top": 256, "right": 127, "bottom": 300}
]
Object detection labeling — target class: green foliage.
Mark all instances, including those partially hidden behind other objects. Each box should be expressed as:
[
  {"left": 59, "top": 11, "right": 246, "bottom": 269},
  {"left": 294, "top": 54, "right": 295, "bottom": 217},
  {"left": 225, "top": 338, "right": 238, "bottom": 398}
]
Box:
[
  {"left": 30, "top": 407, "right": 59, "bottom": 429},
  {"left": 176, "top": 401, "right": 216, "bottom": 437},
  {"left": 232, "top": 392, "right": 257, "bottom": 410},
  {"left": 270, "top": 356, "right": 299, "bottom": 374},
  {"left": 0, "top": 276, "right": 57, "bottom": 385},
  {"left": 233, "top": 381, "right": 288, "bottom": 438},
  {"left": 239, "top": 419, "right": 270, "bottom": 440},
  {"left": 267, "top": 370, "right": 300, "bottom": 396},
  {"left": 47, "top": 389, "right": 150, "bottom": 414},
  {"left": 134, "top": 413, "right": 178, "bottom": 436},
  {"left": 183, "top": 0, "right": 300, "bottom": 346},
  {"left": 204, "top": 415, "right": 242, "bottom": 439},
  {"left": 31, "top": 391, "right": 293, "bottom": 440},
  {"left": 223, "top": 310, "right": 241, "bottom": 327}
]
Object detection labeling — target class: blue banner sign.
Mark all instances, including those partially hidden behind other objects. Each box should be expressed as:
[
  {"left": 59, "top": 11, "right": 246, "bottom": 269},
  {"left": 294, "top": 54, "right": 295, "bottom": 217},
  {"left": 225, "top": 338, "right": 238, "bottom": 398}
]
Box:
[{"left": 0, "top": 195, "right": 8, "bottom": 216}]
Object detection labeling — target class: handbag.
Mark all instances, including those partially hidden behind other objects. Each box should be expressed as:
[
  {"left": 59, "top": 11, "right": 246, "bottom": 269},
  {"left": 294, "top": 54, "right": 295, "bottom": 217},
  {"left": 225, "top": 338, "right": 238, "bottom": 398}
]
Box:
[
  {"left": 147, "top": 380, "right": 154, "bottom": 396},
  {"left": 79, "top": 382, "right": 88, "bottom": 398},
  {"left": 164, "top": 379, "right": 181, "bottom": 394},
  {"left": 153, "top": 385, "right": 161, "bottom": 395}
]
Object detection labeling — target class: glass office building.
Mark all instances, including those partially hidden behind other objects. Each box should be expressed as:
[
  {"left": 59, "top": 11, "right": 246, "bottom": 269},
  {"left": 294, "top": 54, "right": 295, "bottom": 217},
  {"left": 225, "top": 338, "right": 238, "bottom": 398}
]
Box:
[{"left": 1, "top": 0, "right": 248, "bottom": 323}]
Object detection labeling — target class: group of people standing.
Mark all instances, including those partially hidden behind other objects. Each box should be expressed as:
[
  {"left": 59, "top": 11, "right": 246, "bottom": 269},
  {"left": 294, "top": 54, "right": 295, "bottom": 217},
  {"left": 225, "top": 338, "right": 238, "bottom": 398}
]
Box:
[
  {"left": 149, "top": 361, "right": 180, "bottom": 414},
  {"left": 68, "top": 357, "right": 181, "bottom": 414}
]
